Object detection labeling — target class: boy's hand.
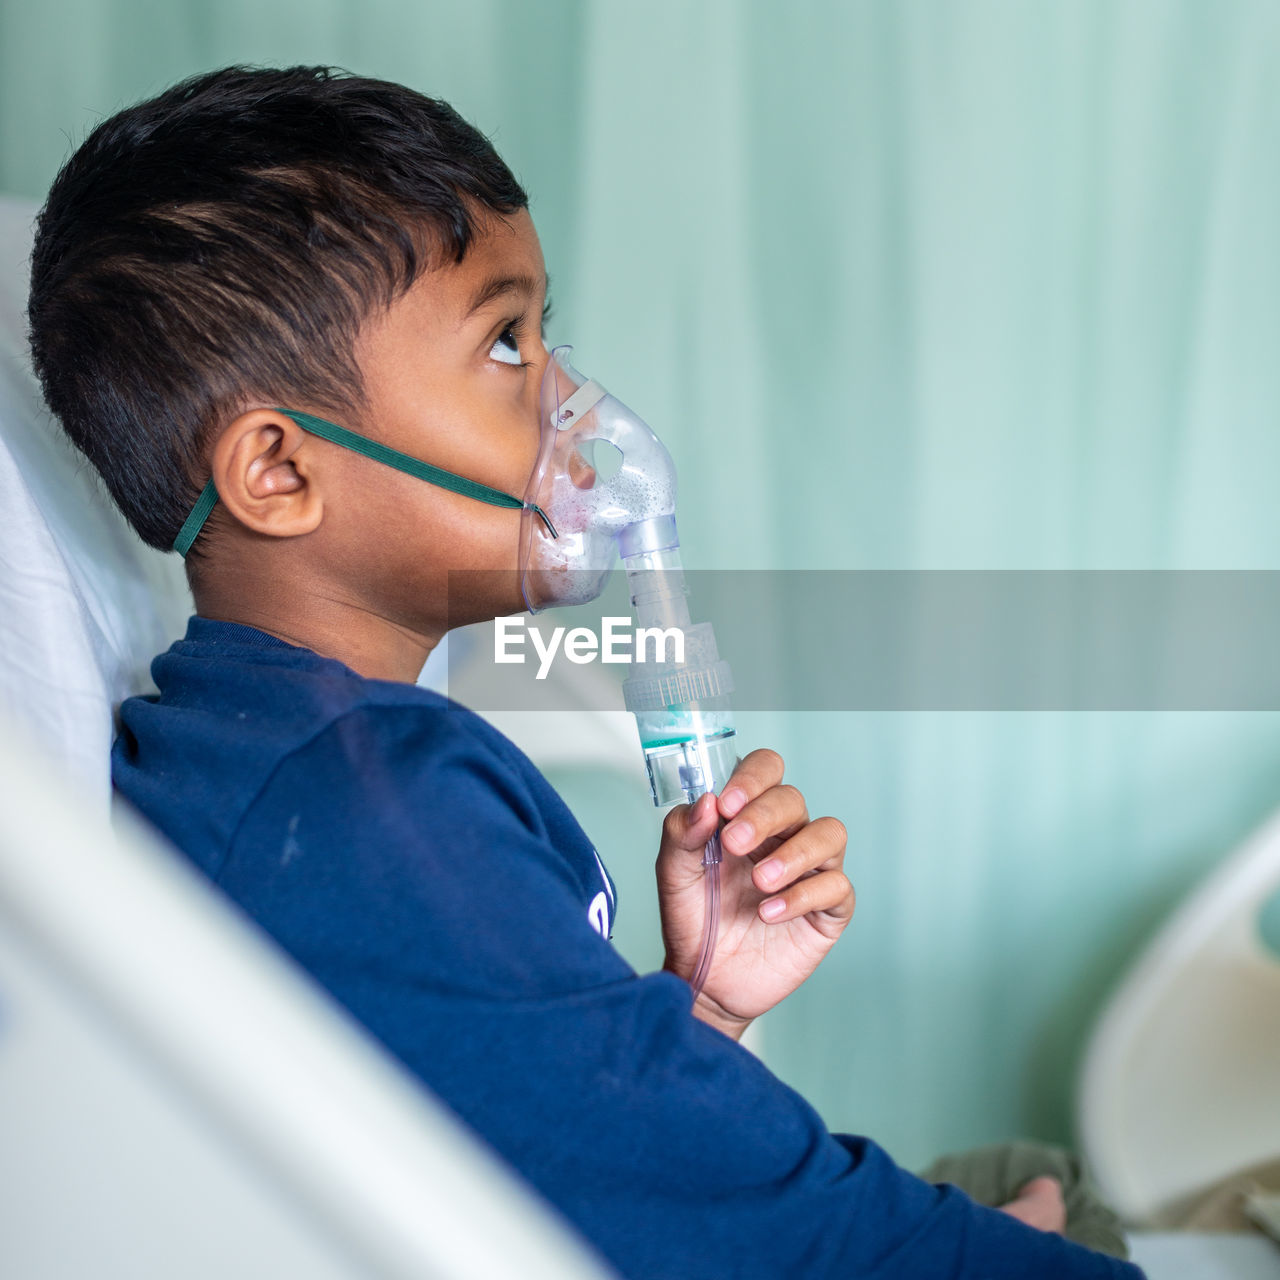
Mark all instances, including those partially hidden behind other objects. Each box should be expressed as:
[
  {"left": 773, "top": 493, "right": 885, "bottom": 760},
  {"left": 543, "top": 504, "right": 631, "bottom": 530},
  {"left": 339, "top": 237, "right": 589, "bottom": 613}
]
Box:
[{"left": 656, "top": 749, "right": 854, "bottom": 1039}]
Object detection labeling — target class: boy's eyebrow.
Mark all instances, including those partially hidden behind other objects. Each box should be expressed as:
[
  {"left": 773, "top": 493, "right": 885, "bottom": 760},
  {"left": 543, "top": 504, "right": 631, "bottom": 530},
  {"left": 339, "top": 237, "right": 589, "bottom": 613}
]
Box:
[{"left": 464, "top": 272, "right": 547, "bottom": 318}]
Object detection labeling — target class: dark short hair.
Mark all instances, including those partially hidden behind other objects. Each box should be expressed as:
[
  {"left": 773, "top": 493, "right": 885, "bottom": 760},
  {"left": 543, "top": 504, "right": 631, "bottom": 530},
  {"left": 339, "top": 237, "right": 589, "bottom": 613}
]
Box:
[{"left": 27, "top": 65, "right": 527, "bottom": 554}]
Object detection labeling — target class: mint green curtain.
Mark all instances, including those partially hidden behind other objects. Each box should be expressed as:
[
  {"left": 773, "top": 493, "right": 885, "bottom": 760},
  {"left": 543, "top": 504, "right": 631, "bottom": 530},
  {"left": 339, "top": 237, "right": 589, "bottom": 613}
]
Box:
[{"left": 5, "top": 0, "right": 1280, "bottom": 1168}]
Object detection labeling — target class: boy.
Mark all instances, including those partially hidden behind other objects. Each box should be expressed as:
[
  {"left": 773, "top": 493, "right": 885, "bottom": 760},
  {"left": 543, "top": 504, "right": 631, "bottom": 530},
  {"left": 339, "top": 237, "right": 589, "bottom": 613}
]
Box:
[{"left": 27, "top": 66, "right": 1140, "bottom": 1278}]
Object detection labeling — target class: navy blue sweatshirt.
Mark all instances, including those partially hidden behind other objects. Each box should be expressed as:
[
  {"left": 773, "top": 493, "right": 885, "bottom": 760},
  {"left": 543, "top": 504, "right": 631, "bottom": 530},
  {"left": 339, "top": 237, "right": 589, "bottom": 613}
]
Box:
[{"left": 114, "top": 618, "right": 1144, "bottom": 1280}]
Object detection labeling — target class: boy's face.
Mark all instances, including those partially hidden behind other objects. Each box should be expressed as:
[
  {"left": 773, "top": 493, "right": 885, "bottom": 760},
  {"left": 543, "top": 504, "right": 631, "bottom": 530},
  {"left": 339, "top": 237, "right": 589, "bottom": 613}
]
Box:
[{"left": 320, "top": 207, "right": 550, "bottom": 638}]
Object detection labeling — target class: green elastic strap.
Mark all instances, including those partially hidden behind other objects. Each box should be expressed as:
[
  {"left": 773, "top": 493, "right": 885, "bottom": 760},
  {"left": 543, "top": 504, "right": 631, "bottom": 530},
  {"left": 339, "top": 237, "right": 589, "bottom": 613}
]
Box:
[
  {"left": 172, "top": 407, "right": 556, "bottom": 556},
  {"left": 173, "top": 478, "right": 220, "bottom": 557}
]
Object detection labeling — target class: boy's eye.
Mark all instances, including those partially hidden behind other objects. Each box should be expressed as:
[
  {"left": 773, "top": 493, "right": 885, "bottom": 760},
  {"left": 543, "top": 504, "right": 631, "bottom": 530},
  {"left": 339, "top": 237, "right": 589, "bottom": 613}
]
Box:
[{"left": 490, "top": 323, "right": 523, "bottom": 366}]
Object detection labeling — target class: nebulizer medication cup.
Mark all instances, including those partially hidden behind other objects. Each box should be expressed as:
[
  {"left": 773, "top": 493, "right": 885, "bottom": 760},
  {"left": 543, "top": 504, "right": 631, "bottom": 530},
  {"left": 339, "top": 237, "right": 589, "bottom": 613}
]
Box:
[{"left": 521, "top": 347, "right": 737, "bottom": 999}]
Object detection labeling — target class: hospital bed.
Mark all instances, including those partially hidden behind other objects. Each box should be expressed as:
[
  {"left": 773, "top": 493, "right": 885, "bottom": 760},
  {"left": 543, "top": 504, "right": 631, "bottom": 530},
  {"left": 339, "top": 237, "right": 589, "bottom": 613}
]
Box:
[{"left": 1081, "top": 800, "right": 1280, "bottom": 1278}]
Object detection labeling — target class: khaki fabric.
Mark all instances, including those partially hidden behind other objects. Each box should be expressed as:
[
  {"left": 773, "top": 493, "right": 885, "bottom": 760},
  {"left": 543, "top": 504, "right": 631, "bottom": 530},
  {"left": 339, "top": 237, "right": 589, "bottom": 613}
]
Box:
[
  {"left": 1147, "top": 1157, "right": 1280, "bottom": 1234},
  {"left": 919, "top": 1141, "right": 1129, "bottom": 1260}
]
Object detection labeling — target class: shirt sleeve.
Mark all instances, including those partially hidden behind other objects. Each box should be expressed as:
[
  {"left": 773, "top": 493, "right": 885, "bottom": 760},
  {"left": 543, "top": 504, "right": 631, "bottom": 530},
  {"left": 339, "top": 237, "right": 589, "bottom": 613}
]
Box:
[{"left": 222, "top": 705, "right": 1145, "bottom": 1280}]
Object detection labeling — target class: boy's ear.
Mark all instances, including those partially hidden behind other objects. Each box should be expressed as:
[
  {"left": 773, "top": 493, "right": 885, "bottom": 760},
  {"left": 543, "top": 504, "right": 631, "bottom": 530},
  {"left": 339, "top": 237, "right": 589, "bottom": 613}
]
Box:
[{"left": 210, "top": 409, "right": 323, "bottom": 542}]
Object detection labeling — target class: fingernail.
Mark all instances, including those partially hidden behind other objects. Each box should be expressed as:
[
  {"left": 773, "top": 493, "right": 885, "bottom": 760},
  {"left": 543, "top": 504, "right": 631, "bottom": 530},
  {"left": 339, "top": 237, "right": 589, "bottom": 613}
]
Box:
[
  {"left": 725, "top": 821, "right": 753, "bottom": 852},
  {"left": 722, "top": 787, "right": 747, "bottom": 817},
  {"left": 757, "top": 857, "right": 783, "bottom": 887},
  {"left": 760, "top": 898, "right": 786, "bottom": 921}
]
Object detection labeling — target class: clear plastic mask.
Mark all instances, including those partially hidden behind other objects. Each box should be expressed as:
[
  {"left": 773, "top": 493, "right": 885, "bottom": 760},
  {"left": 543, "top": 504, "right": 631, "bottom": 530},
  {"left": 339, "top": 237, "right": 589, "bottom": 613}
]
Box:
[{"left": 519, "top": 346, "right": 677, "bottom": 612}]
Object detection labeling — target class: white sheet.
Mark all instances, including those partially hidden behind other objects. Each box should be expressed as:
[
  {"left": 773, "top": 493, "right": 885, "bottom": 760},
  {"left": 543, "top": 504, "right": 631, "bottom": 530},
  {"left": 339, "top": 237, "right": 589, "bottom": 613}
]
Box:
[
  {"left": 0, "top": 195, "right": 191, "bottom": 812},
  {"left": 1128, "top": 1232, "right": 1280, "bottom": 1280}
]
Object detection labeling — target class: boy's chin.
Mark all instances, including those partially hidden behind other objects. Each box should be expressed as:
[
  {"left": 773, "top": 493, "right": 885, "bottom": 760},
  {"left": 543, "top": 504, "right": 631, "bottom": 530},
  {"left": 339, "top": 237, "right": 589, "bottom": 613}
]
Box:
[{"left": 441, "top": 568, "right": 528, "bottom": 629}]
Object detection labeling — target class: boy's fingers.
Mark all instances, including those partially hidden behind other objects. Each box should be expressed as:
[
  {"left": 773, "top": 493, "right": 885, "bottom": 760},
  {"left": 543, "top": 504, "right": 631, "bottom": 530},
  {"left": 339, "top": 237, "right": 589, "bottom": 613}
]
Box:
[
  {"left": 722, "top": 783, "right": 808, "bottom": 856},
  {"left": 750, "top": 816, "right": 847, "bottom": 892},
  {"left": 718, "top": 749, "right": 785, "bottom": 819},
  {"left": 662, "top": 748, "right": 790, "bottom": 854},
  {"left": 998, "top": 1178, "right": 1066, "bottom": 1234},
  {"left": 757, "top": 868, "right": 855, "bottom": 928}
]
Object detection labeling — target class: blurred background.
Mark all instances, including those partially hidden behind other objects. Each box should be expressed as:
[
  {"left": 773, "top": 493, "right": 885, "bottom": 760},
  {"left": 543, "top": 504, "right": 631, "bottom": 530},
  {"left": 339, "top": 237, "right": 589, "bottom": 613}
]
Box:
[{"left": 3, "top": 0, "right": 1280, "bottom": 1171}]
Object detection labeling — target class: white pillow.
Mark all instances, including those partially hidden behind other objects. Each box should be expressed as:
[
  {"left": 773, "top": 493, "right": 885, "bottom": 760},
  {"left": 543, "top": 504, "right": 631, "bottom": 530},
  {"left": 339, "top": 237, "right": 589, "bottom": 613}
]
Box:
[{"left": 0, "top": 195, "right": 191, "bottom": 814}]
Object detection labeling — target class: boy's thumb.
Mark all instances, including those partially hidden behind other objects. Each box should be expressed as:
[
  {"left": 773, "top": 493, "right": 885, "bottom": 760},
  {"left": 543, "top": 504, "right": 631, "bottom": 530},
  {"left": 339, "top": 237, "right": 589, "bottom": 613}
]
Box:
[{"left": 661, "top": 792, "right": 719, "bottom": 852}]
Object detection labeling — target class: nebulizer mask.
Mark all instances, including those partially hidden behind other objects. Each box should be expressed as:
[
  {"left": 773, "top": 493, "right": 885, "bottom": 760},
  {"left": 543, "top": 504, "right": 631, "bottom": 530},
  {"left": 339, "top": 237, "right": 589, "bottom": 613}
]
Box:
[
  {"left": 523, "top": 347, "right": 737, "bottom": 997},
  {"left": 172, "top": 345, "right": 735, "bottom": 998}
]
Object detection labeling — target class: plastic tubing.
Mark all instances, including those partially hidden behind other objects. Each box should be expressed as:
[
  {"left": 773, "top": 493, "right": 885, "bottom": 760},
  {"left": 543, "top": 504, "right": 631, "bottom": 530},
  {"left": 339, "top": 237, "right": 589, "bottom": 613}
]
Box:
[{"left": 688, "top": 827, "right": 722, "bottom": 999}]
